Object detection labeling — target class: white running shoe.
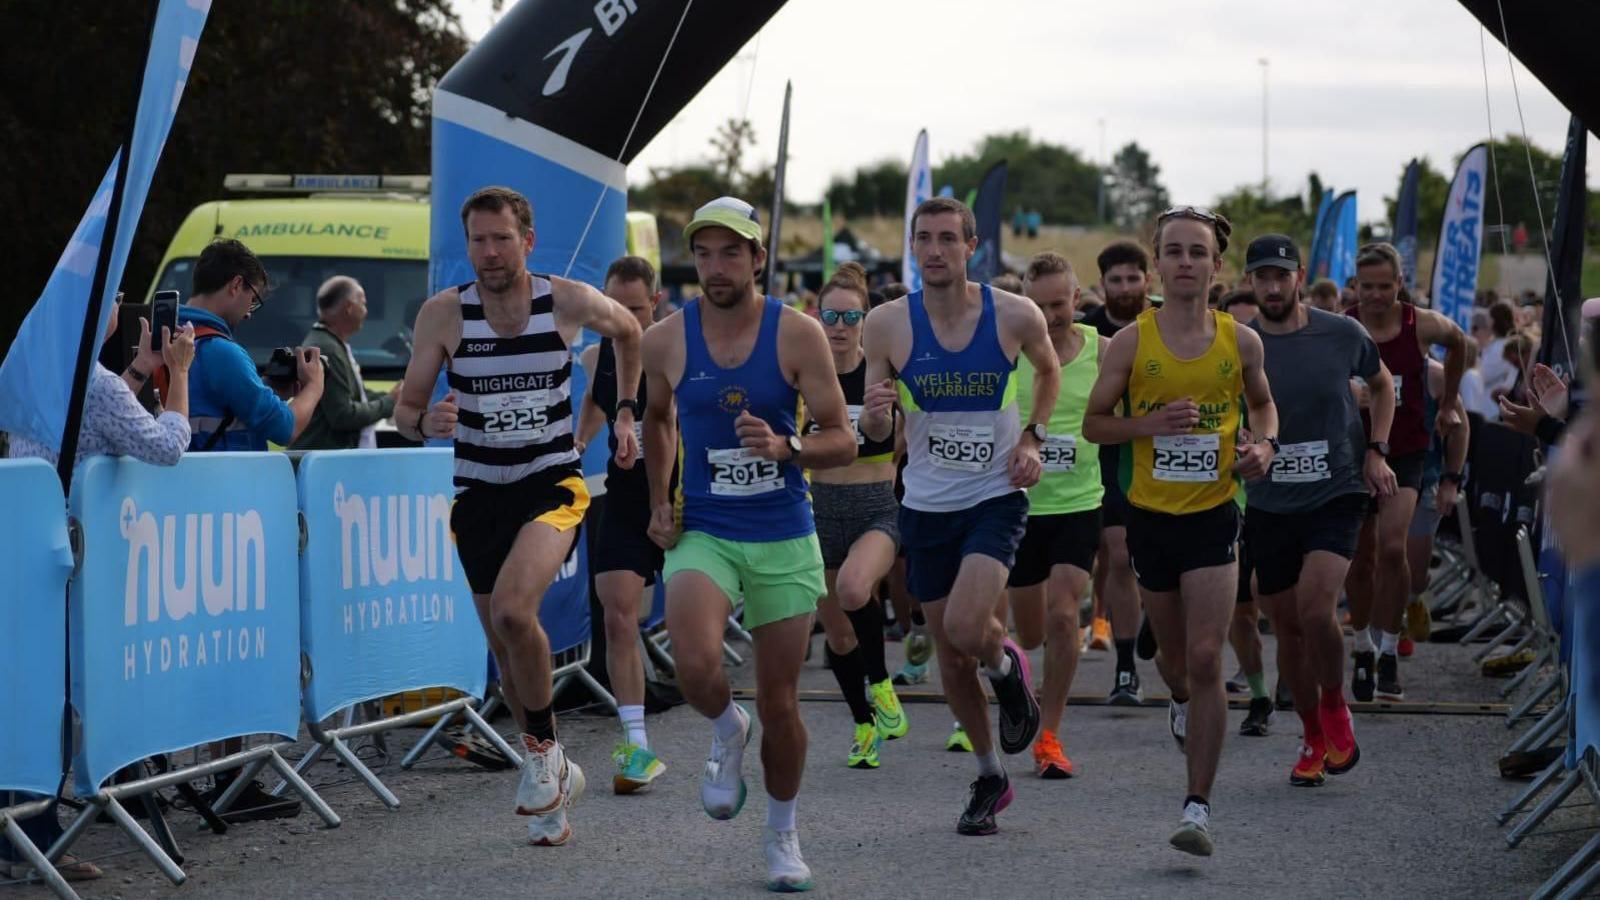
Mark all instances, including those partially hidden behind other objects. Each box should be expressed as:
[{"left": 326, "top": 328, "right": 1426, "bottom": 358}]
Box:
[
  {"left": 515, "top": 736, "right": 575, "bottom": 816},
  {"left": 702, "top": 704, "right": 751, "bottom": 820},
  {"left": 763, "top": 827, "right": 815, "bottom": 892},
  {"left": 525, "top": 749, "right": 585, "bottom": 846},
  {"left": 1168, "top": 699, "right": 1188, "bottom": 752},
  {"left": 1169, "top": 801, "right": 1214, "bottom": 856}
]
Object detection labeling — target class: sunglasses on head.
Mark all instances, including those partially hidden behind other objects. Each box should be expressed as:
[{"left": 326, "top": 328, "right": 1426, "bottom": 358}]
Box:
[
  {"left": 1157, "top": 205, "right": 1220, "bottom": 225},
  {"left": 819, "top": 309, "right": 864, "bottom": 326}
]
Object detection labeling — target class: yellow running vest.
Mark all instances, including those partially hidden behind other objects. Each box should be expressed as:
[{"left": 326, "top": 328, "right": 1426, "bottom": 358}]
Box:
[{"left": 1126, "top": 307, "right": 1243, "bottom": 515}]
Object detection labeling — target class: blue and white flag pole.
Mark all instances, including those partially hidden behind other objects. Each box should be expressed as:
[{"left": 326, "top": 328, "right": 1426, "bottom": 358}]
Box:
[
  {"left": 0, "top": 0, "right": 210, "bottom": 488},
  {"left": 1430, "top": 144, "right": 1489, "bottom": 332},
  {"left": 903, "top": 129, "right": 930, "bottom": 290}
]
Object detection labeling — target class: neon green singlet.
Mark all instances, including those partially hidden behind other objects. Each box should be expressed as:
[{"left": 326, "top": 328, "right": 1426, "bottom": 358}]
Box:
[{"left": 1016, "top": 323, "right": 1103, "bottom": 515}]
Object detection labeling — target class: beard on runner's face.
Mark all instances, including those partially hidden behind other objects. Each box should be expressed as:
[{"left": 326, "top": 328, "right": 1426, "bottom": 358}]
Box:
[{"left": 702, "top": 274, "right": 751, "bottom": 308}]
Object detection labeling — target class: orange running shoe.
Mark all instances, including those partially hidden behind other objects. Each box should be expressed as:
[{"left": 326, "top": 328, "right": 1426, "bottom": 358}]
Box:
[
  {"left": 1032, "top": 730, "right": 1075, "bottom": 779},
  {"left": 1291, "top": 737, "right": 1327, "bottom": 787},
  {"left": 1319, "top": 697, "right": 1361, "bottom": 775},
  {"left": 1089, "top": 617, "right": 1112, "bottom": 652}
]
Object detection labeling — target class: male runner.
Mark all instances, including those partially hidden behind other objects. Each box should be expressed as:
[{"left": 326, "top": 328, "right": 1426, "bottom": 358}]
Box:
[
  {"left": 1007, "top": 251, "right": 1107, "bottom": 778},
  {"left": 1239, "top": 234, "right": 1397, "bottom": 787},
  {"left": 575, "top": 255, "right": 670, "bottom": 793},
  {"left": 860, "top": 196, "right": 1060, "bottom": 836},
  {"left": 1401, "top": 358, "right": 1470, "bottom": 649},
  {"left": 1344, "top": 242, "right": 1467, "bottom": 701},
  {"left": 1083, "top": 206, "right": 1278, "bottom": 856},
  {"left": 642, "top": 197, "right": 855, "bottom": 892},
  {"left": 396, "top": 186, "right": 643, "bottom": 847},
  {"left": 1082, "top": 241, "right": 1157, "bottom": 702}
]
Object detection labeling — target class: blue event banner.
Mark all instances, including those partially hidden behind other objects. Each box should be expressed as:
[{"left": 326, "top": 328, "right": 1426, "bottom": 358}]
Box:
[
  {"left": 296, "top": 449, "right": 486, "bottom": 721},
  {"left": 0, "top": 460, "right": 75, "bottom": 795},
  {"left": 69, "top": 454, "right": 300, "bottom": 795}
]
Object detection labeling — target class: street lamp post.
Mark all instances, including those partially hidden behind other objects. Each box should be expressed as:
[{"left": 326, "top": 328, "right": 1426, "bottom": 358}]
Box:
[{"left": 1258, "top": 57, "right": 1270, "bottom": 201}]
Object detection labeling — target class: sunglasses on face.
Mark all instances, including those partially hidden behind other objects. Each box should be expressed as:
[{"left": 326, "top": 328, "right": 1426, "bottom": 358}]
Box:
[{"left": 819, "top": 309, "right": 864, "bottom": 326}]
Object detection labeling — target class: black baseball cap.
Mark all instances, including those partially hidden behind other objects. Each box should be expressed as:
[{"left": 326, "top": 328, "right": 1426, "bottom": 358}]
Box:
[{"left": 1244, "top": 234, "right": 1301, "bottom": 272}]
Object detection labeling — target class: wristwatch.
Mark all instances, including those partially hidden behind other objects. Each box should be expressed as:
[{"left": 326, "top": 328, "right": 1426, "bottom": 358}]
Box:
[
  {"left": 1441, "top": 470, "right": 1466, "bottom": 485},
  {"left": 1261, "top": 435, "right": 1281, "bottom": 454},
  {"left": 1024, "top": 423, "right": 1047, "bottom": 444},
  {"left": 616, "top": 398, "right": 641, "bottom": 418},
  {"left": 1367, "top": 441, "right": 1390, "bottom": 458},
  {"left": 786, "top": 434, "right": 803, "bottom": 461}
]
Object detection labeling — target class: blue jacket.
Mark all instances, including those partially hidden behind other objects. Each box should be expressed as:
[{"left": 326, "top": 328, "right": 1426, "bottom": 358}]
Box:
[{"left": 178, "top": 306, "right": 294, "bottom": 451}]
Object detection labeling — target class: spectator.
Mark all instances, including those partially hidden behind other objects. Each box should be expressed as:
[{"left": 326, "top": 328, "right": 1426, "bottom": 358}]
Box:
[
  {"left": 178, "top": 238, "right": 321, "bottom": 821},
  {"left": 1480, "top": 300, "right": 1519, "bottom": 408},
  {"left": 178, "top": 239, "right": 324, "bottom": 451},
  {"left": 2, "top": 295, "right": 195, "bottom": 883},
  {"left": 290, "top": 276, "right": 397, "bottom": 450},
  {"left": 880, "top": 281, "right": 909, "bottom": 301},
  {"left": 1457, "top": 341, "right": 1493, "bottom": 420},
  {"left": 1499, "top": 331, "right": 1539, "bottom": 406},
  {"left": 1308, "top": 278, "right": 1341, "bottom": 312},
  {"left": 1470, "top": 308, "right": 1493, "bottom": 353},
  {"left": 991, "top": 272, "right": 1023, "bottom": 294}
]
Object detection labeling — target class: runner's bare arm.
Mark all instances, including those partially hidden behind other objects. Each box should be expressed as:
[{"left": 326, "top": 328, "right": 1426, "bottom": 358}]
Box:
[
  {"left": 1233, "top": 327, "right": 1278, "bottom": 479},
  {"left": 641, "top": 315, "right": 683, "bottom": 513},
  {"left": 1083, "top": 327, "right": 1146, "bottom": 445},
  {"left": 1417, "top": 308, "right": 1468, "bottom": 431},
  {"left": 1007, "top": 293, "right": 1060, "bottom": 434},
  {"left": 574, "top": 344, "right": 604, "bottom": 453},
  {"left": 859, "top": 300, "right": 905, "bottom": 443},
  {"left": 1366, "top": 360, "right": 1396, "bottom": 445},
  {"left": 394, "top": 289, "right": 462, "bottom": 441},
  {"left": 778, "top": 310, "right": 856, "bottom": 470}
]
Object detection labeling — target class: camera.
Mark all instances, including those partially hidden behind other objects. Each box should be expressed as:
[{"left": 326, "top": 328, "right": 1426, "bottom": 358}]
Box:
[{"left": 264, "top": 347, "right": 298, "bottom": 385}]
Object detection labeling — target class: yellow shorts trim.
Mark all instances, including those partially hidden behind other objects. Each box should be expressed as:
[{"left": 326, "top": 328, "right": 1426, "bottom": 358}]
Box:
[{"left": 534, "top": 474, "right": 591, "bottom": 532}]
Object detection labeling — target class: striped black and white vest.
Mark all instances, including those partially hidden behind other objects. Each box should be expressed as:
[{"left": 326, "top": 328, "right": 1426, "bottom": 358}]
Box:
[{"left": 447, "top": 277, "right": 578, "bottom": 490}]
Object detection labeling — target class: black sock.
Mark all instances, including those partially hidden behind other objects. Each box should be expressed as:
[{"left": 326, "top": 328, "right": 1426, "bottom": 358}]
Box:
[
  {"left": 524, "top": 704, "right": 557, "bottom": 742},
  {"left": 826, "top": 645, "right": 875, "bottom": 725},
  {"left": 911, "top": 606, "right": 926, "bottom": 627},
  {"left": 1184, "top": 794, "right": 1209, "bottom": 811},
  {"left": 846, "top": 601, "right": 890, "bottom": 684},
  {"left": 1115, "top": 638, "right": 1135, "bottom": 672}
]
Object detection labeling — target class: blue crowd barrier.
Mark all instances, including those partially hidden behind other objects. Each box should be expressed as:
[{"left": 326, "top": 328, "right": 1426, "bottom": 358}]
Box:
[
  {"left": 296, "top": 449, "right": 486, "bottom": 721},
  {"left": 0, "top": 460, "right": 74, "bottom": 797},
  {"left": 69, "top": 454, "right": 302, "bottom": 796}
]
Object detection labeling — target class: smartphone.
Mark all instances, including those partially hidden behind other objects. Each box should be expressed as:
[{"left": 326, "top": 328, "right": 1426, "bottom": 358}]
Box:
[{"left": 150, "top": 290, "right": 179, "bottom": 351}]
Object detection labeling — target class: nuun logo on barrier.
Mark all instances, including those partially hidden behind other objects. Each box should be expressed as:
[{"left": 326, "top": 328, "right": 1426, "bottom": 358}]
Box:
[
  {"left": 119, "top": 497, "right": 270, "bottom": 681},
  {"left": 332, "top": 482, "right": 459, "bottom": 635}
]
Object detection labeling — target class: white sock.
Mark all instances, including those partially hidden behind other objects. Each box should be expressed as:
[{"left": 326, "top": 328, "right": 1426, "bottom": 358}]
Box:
[
  {"left": 1353, "top": 628, "right": 1376, "bottom": 654},
  {"left": 985, "top": 653, "right": 1013, "bottom": 681},
  {"left": 976, "top": 750, "right": 1003, "bottom": 777},
  {"left": 1379, "top": 630, "right": 1400, "bottom": 655},
  {"left": 766, "top": 795, "right": 797, "bottom": 832},
  {"left": 619, "top": 705, "right": 648, "bottom": 750},
  {"left": 712, "top": 701, "right": 744, "bottom": 743}
]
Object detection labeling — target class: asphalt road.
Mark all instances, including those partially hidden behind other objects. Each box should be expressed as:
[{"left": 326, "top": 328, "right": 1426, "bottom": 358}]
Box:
[{"left": 11, "top": 629, "right": 1590, "bottom": 899}]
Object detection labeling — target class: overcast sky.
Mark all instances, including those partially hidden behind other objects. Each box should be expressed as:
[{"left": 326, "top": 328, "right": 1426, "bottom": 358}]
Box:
[{"left": 456, "top": 0, "right": 1597, "bottom": 226}]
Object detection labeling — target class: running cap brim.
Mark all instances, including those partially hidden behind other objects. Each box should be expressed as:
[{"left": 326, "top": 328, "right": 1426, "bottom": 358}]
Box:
[{"left": 684, "top": 196, "right": 763, "bottom": 245}]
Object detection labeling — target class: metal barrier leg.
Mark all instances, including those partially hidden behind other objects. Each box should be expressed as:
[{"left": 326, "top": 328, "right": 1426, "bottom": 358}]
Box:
[
  {"left": 211, "top": 755, "right": 271, "bottom": 815},
  {"left": 1474, "top": 615, "right": 1527, "bottom": 664},
  {"left": 328, "top": 737, "right": 399, "bottom": 809},
  {"left": 1460, "top": 602, "right": 1511, "bottom": 645},
  {"left": 574, "top": 667, "right": 619, "bottom": 715},
  {"left": 647, "top": 633, "right": 677, "bottom": 676},
  {"left": 1501, "top": 757, "right": 1568, "bottom": 825},
  {"left": 1508, "top": 702, "right": 1570, "bottom": 755},
  {"left": 102, "top": 795, "right": 186, "bottom": 885},
  {"left": 462, "top": 705, "right": 522, "bottom": 764},
  {"left": 264, "top": 748, "right": 341, "bottom": 828},
  {"left": 2, "top": 814, "right": 77, "bottom": 900},
  {"left": 1503, "top": 644, "right": 1555, "bottom": 700},
  {"left": 48, "top": 801, "right": 100, "bottom": 865},
  {"left": 1555, "top": 856, "right": 1600, "bottom": 900},
  {"left": 721, "top": 640, "right": 745, "bottom": 666},
  {"left": 1507, "top": 768, "right": 1584, "bottom": 848},
  {"left": 1506, "top": 668, "right": 1561, "bottom": 725},
  {"left": 1533, "top": 828, "right": 1600, "bottom": 900},
  {"left": 399, "top": 707, "right": 461, "bottom": 770}
]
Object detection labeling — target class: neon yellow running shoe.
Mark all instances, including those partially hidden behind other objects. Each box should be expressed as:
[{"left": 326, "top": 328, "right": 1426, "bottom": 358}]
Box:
[
  {"left": 869, "top": 679, "right": 909, "bottom": 740},
  {"left": 945, "top": 724, "right": 973, "bottom": 753},
  {"left": 847, "top": 722, "right": 881, "bottom": 769},
  {"left": 612, "top": 742, "right": 666, "bottom": 795}
]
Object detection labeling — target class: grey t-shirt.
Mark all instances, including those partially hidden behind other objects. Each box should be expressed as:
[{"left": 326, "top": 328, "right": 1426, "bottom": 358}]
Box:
[{"left": 1246, "top": 306, "right": 1382, "bottom": 514}]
